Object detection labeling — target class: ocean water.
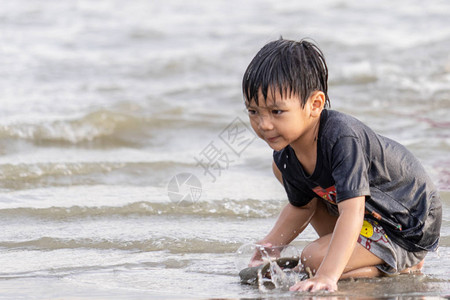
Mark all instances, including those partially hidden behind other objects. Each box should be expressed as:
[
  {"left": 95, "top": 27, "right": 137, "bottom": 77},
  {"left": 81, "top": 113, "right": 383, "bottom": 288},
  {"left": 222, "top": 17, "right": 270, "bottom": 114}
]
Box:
[{"left": 0, "top": 0, "right": 449, "bottom": 299}]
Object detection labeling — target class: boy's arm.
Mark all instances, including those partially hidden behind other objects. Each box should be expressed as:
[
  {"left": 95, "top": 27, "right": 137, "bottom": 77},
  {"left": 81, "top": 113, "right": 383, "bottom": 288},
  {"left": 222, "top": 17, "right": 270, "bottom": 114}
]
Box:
[
  {"left": 290, "top": 196, "right": 365, "bottom": 292},
  {"left": 261, "top": 160, "right": 315, "bottom": 246},
  {"left": 259, "top": 201, "right": 317, "bottom": 247},
  {"left": 249, "top": 161, "right": 317, "bottom": 265},
  {"left": 249, "top": 200, "right": 317, "bottom": 267}
]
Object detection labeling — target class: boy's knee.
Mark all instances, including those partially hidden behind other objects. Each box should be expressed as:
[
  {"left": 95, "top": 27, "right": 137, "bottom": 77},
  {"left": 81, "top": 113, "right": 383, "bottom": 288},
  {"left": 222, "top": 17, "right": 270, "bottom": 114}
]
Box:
[{"left": 300, "top": 242, "right": 325, "bottom": 275}]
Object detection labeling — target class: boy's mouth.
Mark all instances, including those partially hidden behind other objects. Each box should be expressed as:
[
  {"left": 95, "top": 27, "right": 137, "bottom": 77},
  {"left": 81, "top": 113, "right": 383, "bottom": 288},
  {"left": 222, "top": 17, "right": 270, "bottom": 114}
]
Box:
[{"left": 266, "top": 136, "right": 280, "bottom": 143}]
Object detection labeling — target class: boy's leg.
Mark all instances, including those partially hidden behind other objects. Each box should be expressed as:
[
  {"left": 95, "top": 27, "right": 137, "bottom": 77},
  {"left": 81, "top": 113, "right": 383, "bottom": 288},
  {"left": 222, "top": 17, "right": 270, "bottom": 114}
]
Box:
[
  {"left": 302, "top": 198, "right": 424, "bottom": 278},
  {"left": 309, "top": 198, "right": 338, "bottom": 237},
  {"left": 304, "top": 199, "right": 383, "bottom": 278},
  {"left": 400, "top": 260, "right": 424, "bottom": 274},
  {"left": 300, "top": 233, "right": 384, "bottom": 278}
]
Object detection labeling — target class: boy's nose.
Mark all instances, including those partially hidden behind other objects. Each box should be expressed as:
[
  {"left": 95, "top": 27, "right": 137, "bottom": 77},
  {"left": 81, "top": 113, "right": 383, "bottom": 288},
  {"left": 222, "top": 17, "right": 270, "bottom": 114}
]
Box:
[{"left": 258, "top": 115, "right": 274, "bottom": 131}]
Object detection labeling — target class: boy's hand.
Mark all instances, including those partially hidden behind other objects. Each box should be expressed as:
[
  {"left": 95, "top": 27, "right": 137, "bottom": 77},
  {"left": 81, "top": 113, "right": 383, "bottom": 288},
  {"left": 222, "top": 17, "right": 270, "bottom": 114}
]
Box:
[
  {"left": 248, "top": 243, "right": 278, "bottom": 267},
  {"left": 289, "top": 274, "right": 337, "bottom": 292}
]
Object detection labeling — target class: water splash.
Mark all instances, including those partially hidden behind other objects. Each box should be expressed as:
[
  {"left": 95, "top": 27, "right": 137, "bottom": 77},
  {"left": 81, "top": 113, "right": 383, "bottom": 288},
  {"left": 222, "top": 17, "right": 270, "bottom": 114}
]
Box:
[{"left": 235, "top": 243, "right": 305, "bottom": 291}]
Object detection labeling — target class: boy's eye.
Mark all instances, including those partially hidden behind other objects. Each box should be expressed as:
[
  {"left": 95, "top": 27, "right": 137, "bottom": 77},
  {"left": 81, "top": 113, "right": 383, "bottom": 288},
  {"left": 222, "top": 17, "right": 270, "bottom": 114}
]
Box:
[
  {"left": 272, "top": 110, "right": 283, "bottom": 115},
  {"left": 247, "top": 109, "right": 257, "bottom": 115}
]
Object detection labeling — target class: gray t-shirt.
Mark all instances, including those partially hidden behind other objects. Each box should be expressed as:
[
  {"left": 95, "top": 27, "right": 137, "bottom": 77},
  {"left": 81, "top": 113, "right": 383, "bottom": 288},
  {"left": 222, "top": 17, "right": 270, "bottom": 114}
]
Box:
[{"left": 273, "top": 109, "right": 442, "bottom": 252}]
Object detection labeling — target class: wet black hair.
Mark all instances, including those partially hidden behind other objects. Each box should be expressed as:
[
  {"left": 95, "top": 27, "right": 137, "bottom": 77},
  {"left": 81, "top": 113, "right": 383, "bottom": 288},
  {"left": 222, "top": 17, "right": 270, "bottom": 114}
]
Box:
[{"left": 242, "top": 38, "right": 330, "bottom": 108}]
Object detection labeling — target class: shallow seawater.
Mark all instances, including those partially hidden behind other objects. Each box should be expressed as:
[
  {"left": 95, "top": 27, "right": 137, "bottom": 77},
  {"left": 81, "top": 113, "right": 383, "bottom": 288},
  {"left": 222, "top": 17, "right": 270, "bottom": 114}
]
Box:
[{"left": 0, "top": 0, "right": 449, "bottom": 299}]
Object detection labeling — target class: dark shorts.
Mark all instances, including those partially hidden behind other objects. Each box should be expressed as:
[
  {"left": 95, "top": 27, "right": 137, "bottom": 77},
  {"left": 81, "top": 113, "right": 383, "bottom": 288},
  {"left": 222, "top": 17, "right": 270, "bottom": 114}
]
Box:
[{"left": 324, "top": 202, "right": 427, "bottom": 275}]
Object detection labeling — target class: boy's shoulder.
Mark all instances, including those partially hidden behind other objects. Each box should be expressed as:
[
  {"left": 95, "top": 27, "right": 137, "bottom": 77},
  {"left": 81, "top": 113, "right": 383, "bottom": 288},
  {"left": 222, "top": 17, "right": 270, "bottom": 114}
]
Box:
[
  {"left": 322, "top": 109, "right": 364, "bottom": 130},
  {"left": 320, "top": 109, "right": 373, "bottom": 141}
]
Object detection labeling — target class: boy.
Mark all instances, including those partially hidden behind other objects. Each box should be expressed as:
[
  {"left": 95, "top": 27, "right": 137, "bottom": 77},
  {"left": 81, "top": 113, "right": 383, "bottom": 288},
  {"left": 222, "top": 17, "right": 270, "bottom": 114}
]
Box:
[{"left": 242, "top": 38, "right": 442, "bottom": 292}]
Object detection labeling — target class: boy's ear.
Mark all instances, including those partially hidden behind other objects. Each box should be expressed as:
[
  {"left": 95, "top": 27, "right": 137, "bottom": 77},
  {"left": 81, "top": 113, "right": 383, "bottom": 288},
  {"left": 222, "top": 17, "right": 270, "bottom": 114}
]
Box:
[{"left": 309, "top": 91, "right": 325, "bottom": 117}]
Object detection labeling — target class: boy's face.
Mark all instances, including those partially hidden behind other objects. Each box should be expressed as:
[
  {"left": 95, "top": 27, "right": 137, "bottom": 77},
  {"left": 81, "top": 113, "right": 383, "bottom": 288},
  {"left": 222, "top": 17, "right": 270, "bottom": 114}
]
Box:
[{"left": 246, "top": 89, "right": 322, "bottom": 151}]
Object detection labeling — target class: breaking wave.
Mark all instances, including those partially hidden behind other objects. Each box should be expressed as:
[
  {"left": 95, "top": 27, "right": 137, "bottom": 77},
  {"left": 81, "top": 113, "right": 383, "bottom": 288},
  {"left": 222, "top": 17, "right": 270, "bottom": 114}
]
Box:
[
  {"left": 0, "top": 236, "right": 240, "bottom": 253},
  {"left": 0, "top": 199, "right": 284, "bottom": 219},
  {"left": 0, "top": 109, "right": 224, "bottom": 145}
]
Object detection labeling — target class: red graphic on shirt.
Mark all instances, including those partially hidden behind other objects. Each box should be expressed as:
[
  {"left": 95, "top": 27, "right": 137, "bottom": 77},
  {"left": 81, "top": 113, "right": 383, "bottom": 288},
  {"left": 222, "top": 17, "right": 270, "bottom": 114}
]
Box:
[{"left": 312, "top": 185, "right": 337, "bottom": 204}]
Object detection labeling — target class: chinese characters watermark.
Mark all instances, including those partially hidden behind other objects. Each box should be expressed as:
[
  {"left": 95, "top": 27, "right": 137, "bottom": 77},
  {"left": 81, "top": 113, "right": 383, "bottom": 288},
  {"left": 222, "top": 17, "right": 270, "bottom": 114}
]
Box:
[
  {"left": 195, "top": 117, "right": 256, "bottom": 182},
  {"left": 168, "top": 116, "right": 256, "bottom": 205}
]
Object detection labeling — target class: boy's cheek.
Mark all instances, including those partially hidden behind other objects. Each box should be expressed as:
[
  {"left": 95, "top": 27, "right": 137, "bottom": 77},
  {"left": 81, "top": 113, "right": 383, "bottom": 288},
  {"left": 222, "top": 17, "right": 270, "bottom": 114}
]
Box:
[
  {"left": 248, "top": 120, "right": 260, "bottom": 135},
  {"left": 255, "top": 131, "right": 265, "bottom": 140},
  {"left": 250, "top": 127, "right": 268, "bottom": 143}
]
